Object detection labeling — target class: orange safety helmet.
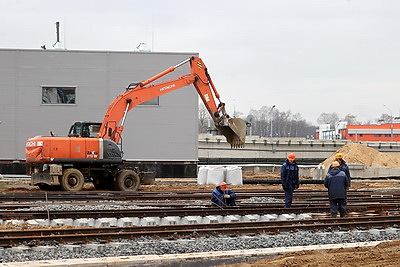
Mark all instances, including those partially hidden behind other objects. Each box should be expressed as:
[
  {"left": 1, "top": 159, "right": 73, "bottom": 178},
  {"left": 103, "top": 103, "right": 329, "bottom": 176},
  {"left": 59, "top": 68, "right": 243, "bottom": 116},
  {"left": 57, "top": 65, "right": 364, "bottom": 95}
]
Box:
[
  {"left": 335, "top": 153, "right": 343, "bottom": 159},
  {"left": 219, "top": 182, "right": 228, "bottom": 190},
  {"left": 332, "top": 161, "right": 340, "bottom": 167},
  {"left": 287, "top": 153, "right": 296, "bottom": 160}
]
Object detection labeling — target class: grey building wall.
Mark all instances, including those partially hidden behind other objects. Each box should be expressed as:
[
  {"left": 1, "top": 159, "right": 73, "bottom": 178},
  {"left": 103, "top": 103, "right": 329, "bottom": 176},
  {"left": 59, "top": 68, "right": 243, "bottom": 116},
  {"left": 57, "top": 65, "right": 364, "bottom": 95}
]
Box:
[{"left": 0, "top": 49, "right": 199, "bottom": 162}]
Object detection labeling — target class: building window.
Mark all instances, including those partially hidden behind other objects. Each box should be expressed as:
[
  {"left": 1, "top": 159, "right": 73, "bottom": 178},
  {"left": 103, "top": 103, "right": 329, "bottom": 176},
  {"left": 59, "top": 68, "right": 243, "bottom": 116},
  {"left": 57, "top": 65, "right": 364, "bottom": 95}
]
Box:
[
  {"left": 140, "top": 97, "right": 159, "bottom": 106},
  {"left": 384, "top": 134, "right": 391, "bottom": 137},
  {"left": 374, "top": 134, "right": 382, "bottom": 137},
  {"left": 42, "top": 87, "right": 76, "bottom": 104},
  {"left": 359, "top": 134, "right": 363, "bottom": 137},
  {"left": 349, "top": 134, "right": 353, "bottom": 137}
]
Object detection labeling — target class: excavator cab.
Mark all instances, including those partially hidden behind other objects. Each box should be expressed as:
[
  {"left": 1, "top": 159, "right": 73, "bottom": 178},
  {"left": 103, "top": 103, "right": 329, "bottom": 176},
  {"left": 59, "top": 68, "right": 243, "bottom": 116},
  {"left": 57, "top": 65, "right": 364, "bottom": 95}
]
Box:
[{"left": 68, "top": 122, "right": 102, "bottom": 138}]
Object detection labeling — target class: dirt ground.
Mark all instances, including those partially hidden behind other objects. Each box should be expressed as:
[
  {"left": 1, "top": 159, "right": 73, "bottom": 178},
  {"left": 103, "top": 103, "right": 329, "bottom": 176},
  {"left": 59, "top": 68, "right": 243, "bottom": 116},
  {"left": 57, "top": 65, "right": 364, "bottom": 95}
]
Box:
[{"left": 220, "top": 240, "right": 400, "bottom": 267}]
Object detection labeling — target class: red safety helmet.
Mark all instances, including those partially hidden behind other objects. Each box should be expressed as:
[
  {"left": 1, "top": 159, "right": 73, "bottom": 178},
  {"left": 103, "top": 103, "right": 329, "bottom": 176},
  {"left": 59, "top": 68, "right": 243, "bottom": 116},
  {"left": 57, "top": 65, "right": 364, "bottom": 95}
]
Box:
[{"left": 287, "top": 153, "right": 296, "bottom": 160}]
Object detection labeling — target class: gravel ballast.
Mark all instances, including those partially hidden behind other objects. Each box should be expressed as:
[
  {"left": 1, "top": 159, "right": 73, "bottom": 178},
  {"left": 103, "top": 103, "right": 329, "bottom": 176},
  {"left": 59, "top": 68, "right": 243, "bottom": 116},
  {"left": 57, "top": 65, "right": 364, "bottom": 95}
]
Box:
[{"left": 1, "top": 229, "right": 399, "bottom": 263}]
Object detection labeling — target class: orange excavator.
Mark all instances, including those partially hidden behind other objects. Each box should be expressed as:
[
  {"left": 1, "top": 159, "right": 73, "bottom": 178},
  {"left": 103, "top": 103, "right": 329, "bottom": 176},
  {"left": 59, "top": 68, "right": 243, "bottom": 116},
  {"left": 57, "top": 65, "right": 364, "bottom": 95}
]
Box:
[{"left": 25, "top": 56, "right": 247, "bottom": 191}]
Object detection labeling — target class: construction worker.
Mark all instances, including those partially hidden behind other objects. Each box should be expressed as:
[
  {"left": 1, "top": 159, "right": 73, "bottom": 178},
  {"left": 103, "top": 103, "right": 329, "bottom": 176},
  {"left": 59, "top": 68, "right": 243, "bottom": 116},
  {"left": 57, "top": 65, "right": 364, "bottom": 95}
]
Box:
[
  {"left": 281, "top": 153, "right": 300, "bottom": 208},
  {"left": 324, "top": 161, "right": 350, "bottom": 217},
  {"left": 211, "top": 182, "right": 237, "bottom": 207},
  {"left": 329, "top": 153, "right": 351, "bottom": 186}
]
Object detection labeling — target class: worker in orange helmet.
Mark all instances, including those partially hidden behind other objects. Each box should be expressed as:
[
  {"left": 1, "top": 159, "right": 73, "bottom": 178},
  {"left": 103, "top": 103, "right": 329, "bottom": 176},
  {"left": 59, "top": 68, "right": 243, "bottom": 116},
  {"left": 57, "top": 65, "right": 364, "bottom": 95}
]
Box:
[
  {"left": 281, "top": 153, "right": 299, "bottom": 208},
  {"left": 328, "top": 153, "right": 351, "bottom": 187},
  {"left": 324, "top": 161, "right": 350, "bottom": 217},
  {"left": 211, "top": 181, "right": 237, "bottom": 207}
]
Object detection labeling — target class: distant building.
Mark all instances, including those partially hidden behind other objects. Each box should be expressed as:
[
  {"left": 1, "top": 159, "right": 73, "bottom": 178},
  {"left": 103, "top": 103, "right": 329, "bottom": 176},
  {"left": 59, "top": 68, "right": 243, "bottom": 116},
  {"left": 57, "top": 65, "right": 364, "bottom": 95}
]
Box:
[
  {"left": 317, "top": 121, "right": 400, "bottom": 142},
  {"left": 340, "top": 123, "right": 400, "bottom": 142},
  {"left": 316, "top": 121, "right": 347, "bottom": 140}
]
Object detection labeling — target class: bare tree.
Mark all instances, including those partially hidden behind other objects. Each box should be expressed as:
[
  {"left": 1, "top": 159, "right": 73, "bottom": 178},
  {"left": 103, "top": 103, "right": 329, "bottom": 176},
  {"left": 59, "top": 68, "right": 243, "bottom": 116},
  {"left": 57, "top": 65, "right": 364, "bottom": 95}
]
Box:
[
  {"left": 198, "top": 102, "right": 210, "bottom": 133},
  {"left": 377, "top": 113, "right": 392, "bottom": 123},
  {"left": 342, "top": 113, "right": 360, "bottom": 125},
  {"left": 317, "top": 112, "right": 339, "bottom": 128}
]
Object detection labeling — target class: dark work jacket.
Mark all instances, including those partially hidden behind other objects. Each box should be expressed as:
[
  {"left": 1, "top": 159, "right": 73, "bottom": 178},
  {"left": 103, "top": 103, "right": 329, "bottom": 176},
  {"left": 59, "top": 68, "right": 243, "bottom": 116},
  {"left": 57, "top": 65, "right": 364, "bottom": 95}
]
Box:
[
  {"left": 211, "top": 186, "right": 237, "bottom": 207},
  {"left": 328, "top": 160, "right": 351, "bottom": 186},
  {"left": 324, "top": 167, "right": 350, "bottom": 200},
  {"left": 280, "top": 159, "right": 299, "bottom": 190}
]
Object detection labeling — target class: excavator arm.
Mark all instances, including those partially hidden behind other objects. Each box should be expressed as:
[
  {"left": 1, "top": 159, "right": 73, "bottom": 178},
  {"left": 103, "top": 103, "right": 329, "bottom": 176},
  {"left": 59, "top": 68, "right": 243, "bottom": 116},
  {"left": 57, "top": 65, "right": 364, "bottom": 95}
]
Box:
[{"left": 98, "top": 56, "right": 246, "bottom": 148}]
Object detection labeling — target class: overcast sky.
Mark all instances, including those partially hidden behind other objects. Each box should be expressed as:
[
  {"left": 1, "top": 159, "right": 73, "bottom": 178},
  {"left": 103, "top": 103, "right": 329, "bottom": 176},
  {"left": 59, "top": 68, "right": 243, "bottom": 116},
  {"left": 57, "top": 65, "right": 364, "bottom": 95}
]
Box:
[{"left": 1, "top": 0, "right": 399, "bottom": 125}]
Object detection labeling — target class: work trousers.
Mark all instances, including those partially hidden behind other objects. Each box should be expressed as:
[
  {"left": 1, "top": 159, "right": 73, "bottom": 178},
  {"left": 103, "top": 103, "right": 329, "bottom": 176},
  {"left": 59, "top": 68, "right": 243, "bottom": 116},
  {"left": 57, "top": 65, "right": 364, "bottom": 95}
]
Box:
[
  {"left": 284, "top": 188, "right": 294, "bottom": 208},
  {"left": 329, "top": 198, "right": 346, "bottom": 216}
]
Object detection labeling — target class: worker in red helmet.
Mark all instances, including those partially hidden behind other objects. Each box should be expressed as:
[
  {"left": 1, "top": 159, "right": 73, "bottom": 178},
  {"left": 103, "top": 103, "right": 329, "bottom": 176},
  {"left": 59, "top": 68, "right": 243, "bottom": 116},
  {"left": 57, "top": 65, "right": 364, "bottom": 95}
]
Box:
[
  {"left": 211, "top": 181, "right": 237, "bottom": 207},
  {"left": 281, "top": 153, "right": 300, "bottom": 208}
]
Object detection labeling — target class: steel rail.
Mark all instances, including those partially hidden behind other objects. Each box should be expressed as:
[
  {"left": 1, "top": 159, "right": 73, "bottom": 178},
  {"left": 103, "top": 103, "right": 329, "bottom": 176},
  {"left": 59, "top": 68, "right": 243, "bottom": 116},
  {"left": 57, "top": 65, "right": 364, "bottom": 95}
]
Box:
[{"left": 1, "top": 215, "right": 400, "bottom": 247}]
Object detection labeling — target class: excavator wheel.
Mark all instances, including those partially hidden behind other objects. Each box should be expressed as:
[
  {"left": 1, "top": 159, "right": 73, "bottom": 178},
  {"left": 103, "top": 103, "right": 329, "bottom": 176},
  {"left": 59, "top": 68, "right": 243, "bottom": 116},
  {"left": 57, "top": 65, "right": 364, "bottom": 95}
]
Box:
[
  {"left": 59, "top": 168, "right": 85, "bottom": 191},
  {"left": 115, "top": 170, "right": 140, "bottom": 191}
]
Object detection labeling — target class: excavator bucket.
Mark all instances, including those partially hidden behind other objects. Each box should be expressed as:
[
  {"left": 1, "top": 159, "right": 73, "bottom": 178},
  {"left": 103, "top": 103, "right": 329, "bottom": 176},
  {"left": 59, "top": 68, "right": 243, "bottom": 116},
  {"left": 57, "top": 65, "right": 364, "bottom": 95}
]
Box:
[{"left": 217, "top": 118, "right": 247, "bottom": 148}]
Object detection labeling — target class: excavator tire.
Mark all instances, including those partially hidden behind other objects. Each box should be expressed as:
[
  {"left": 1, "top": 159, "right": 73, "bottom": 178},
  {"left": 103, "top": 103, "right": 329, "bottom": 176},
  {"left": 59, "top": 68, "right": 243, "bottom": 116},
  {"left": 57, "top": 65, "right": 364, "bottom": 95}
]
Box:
[
  {"left": 115, "top": 170, "right": 140, "bottom": 191},
  {"left": 59, "top": 168, "right": 85, "bottom": 191}
]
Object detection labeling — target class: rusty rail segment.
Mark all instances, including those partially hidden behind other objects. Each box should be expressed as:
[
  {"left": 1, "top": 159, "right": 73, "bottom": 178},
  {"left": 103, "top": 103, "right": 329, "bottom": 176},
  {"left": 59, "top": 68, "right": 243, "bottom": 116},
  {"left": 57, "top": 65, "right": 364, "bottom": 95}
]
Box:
[{"left": 1, "top": 215, "right": 400, "bottom": 247}]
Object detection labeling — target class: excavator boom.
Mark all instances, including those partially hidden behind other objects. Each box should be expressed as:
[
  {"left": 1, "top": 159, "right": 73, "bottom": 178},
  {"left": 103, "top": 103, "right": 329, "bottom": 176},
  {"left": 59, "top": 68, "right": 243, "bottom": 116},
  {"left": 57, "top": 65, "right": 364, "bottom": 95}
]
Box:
[{"left": 99, "top": 56, "right": 246, "bottom": 148}]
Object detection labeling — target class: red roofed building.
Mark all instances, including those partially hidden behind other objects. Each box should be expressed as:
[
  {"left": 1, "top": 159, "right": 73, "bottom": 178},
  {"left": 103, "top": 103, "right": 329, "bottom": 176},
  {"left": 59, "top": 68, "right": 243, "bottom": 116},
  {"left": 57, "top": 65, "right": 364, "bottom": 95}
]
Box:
[{"left": 339, "top": 123, "right": 400, "bottom": 142}]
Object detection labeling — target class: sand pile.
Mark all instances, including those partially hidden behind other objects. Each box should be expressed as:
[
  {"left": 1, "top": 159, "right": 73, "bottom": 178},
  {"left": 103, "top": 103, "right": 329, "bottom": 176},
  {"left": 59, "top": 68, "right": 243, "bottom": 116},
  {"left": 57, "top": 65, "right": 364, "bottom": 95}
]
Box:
[{"left": 321, "top": 143, "right": 400, "bottom": 170}]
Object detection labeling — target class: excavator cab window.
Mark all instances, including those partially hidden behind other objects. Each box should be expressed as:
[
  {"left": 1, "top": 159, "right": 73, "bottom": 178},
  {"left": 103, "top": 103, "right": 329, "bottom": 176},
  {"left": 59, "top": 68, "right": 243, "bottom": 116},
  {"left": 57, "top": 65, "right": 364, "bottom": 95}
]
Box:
[
  {"left": 68, "top": 122, "right": 101, "bottom": 138},
  {"left": 68, "top": 122, "right": 81, "bottom": 137}
]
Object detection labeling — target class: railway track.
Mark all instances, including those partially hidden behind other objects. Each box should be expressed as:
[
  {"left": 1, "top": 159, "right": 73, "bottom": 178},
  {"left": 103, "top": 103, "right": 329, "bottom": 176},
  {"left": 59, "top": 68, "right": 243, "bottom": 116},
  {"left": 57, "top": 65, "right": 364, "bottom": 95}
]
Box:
[
  {"left": 0, "top": 204, "right": 399, "bottom": 221},
  {"left": 1, "top": 215, "right": 400, "bottom": 247},
  {"left": 0, "top": 189, "right": 399, "bottom": 202}
]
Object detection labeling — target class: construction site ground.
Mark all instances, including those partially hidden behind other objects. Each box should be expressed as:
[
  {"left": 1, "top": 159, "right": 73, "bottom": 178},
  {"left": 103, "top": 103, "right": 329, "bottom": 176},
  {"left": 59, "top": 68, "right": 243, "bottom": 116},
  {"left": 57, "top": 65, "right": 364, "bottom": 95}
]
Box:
[
  {"left": 1, "top": 174, "right": 400, "bottom": 267},
  {"left": 1, "top": 143, "right": 400, "bottom": 266}
]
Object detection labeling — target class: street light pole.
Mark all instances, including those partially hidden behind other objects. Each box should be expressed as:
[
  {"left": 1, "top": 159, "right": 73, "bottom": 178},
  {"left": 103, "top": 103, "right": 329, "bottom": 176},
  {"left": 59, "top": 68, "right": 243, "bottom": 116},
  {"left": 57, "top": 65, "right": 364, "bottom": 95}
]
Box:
[
  {"left": 383, "top": 104, "right": 394, "bottom": 142},
  {"left": 270, "top": 105, "right": 275, "bottom": 139}
]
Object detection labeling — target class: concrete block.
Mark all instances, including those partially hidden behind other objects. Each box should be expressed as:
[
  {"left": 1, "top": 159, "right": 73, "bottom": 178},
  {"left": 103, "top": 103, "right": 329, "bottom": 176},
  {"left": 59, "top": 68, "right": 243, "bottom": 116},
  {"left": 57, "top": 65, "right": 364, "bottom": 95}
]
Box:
[
  {"left": 181, "top": 216, "right": 201, "bottom": 225},
  {"left": 94, "top": 218, "right": 112, "bottom": 228},
  {"left": 312, "top": 165, "right": 325, "bottom": 180},
  {"left": 117, "top": 217, "right": 135, "bottom": 227},
  {"left": 242, "top": 214, "right": 260, "bottom": 222},
  {"left": 26, "top": 219, "right": 40, "bottom": 226},
  {"left": 278, "top": 214, "right": 295, "bottom": 220},
  {"left": 202, "top": 215, "right": 219, "bottom": 224},
  {"left": 140, "top": 217, "right": 160, "bottom": 226},
  {"left": 4, "top": 219, "right": 25, "bottom": 226},
  {"left": 160, "top": 216, "right": 180, "bottom": 225},
  {"left": 296, "top": 214, "right": 312, "bottom": 220},
  {"left": 259, "top": 214, "right": 277, "bottom": 221},
  {"left": 73, "top": 218, "right": 94, "bottom": 227},
  {"left": 63, "top": 244, "right": 82, "bottom": 253},
  {"left": 51, "top": 218, "right": 74, "bottom": 226},
  {"left": 223, "top": 215, "right": 240, "bottom": 223},
  {"left": 85, "top": 243, "right": 107, "bottom": 253},
  {"left": 34, "top": 219, "right": 50, "bottom": 226}
]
